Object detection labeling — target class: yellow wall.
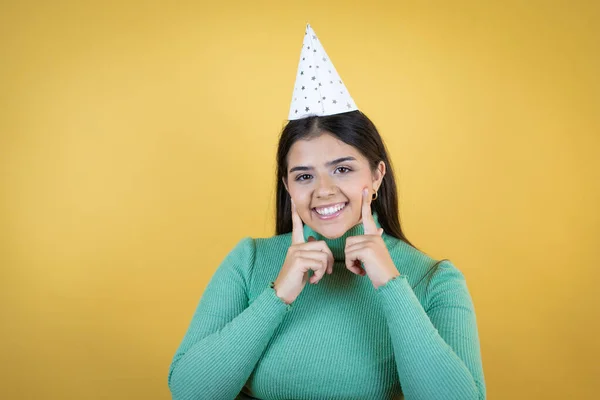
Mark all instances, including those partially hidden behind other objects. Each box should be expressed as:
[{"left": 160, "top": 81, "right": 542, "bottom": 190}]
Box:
[{"left": 1, "top": 1, "right": 598, "bottom": 399}]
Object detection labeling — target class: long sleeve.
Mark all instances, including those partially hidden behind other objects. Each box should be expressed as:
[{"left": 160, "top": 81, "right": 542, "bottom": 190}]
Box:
[
  {"left": 376, "top": 260, "right": 486, "bottom": 400},
  {"left": 168, "top": 237, "right": 291, "bottom": 400}
]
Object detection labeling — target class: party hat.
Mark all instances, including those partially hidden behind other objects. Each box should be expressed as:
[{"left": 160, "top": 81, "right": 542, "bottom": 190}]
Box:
[{"left": 288, "top": 24, "right": 358, "bottom": 120}]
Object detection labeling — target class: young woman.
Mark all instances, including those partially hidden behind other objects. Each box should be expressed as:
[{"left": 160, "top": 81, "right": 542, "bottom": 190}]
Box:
[{"left": 168, "top": 25, "right": 485, "bottom": 400}]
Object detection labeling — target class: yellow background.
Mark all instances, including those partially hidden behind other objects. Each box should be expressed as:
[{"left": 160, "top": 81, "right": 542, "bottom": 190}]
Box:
[{"left": 1, "top": 1, "right": 598, "bottom": 399}]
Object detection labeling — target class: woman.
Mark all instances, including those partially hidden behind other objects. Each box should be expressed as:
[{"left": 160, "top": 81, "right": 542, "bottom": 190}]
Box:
[{"left": 168, "top": 25, "right": 485, "bottom": 400}]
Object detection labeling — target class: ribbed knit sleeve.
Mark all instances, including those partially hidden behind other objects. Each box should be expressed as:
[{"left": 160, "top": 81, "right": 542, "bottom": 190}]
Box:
[
  {"left": 376, "top": 260, "right": 486, "bottom": 400},
  {"left": 168, "top": 237, "right": 291, "bottom": 400}
]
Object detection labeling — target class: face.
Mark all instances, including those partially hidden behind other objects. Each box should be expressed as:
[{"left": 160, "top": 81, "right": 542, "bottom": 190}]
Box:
[{"left": 284, "top": 133, "right": 385, "bottom": 239}]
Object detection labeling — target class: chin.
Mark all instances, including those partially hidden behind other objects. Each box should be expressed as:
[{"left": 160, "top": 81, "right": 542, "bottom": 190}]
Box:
[{"left": 313, "top": 223, "right": 351, "bottom": 239}]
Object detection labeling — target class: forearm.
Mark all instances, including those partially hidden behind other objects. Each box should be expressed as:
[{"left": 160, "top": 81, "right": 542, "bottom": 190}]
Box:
[
  {"left": 377, "top": 276, "right": 484, "bottom": 400},
  {"left": 168, "top": 286, "right": 290, "bottom": 400}
]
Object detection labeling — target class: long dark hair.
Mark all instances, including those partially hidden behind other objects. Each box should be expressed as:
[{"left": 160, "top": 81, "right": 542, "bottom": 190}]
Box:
[{"left": 275, "top": 110, "right": 415, "bottom": 247}]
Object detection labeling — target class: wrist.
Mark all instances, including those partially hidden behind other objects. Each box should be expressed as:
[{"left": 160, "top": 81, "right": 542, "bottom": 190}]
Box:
[
  {"left": 375, "top": 272, "right": 401, "bottom": 290},
  {"left": 270, "top": 281, "right": 293, "bottom": 305}
]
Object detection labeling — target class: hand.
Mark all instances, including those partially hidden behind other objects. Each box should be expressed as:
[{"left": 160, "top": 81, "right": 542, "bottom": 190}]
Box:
[
  {"left": 273, "top": 200, "right": 334, "bottom": 304},
  {"left": 345, "top": 188, "right": 400, "bottom": 289}
]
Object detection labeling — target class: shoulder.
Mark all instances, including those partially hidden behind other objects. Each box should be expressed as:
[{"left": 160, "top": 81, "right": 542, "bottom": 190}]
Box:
[
  {"left": 424, "top": 259, "right": 473, "bottom": 312},
  {"left": 211, "top": 234, "right": 293, "bottom": 293},
  {"left": 252, "top": 232, "right": 293, "bottom": 251},
  {"left": 225, "top": 234, "right": 294, "bottom": 255},
  {"left": 225, "top": 236, "right": 256, "bottom": 259},
  {"left": 383, "top": 234, "right": 464, "bottom": 289},
  {"left": 231, "top": 233, "right": 292, "bottom": 267},
  {"left": 241, "top": 233, "right": 293, "bottom": 289}
]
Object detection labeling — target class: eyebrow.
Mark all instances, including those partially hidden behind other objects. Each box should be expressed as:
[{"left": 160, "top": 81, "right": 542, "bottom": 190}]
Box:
[{"left": 289, "top": 156, "right": 357, "bottom": 173}]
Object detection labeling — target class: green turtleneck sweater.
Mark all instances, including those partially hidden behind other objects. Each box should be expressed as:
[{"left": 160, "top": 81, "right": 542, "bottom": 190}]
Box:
[{"left": 168, "top": 214, "right": 485, "bottom": 399}]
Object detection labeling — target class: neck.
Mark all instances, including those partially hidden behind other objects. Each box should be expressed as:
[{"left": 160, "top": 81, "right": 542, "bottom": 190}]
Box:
[{"left": 302, "top": 212, "right": 382, "bottom": 261}]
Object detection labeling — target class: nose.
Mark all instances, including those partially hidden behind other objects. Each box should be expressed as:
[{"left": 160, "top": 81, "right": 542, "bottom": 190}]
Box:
[{"left": 315, "top": 175, "right": 337, "bottom": 198}]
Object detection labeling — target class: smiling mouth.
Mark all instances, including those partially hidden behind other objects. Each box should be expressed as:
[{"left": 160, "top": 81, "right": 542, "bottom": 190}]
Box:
[{"left": 313, "top": 202, "right": 347, "bottom": 219}]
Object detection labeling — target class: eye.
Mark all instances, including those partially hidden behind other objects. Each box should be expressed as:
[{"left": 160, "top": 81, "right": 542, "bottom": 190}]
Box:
[
  {"left": 295, "top": 174, "right": 313, "bottom": 181},
  {"left": 335, "top": 166, "right": 352, "bottom": 174}
]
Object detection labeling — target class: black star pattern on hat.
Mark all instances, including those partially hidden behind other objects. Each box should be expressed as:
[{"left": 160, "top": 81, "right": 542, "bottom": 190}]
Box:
[{"left": 290, "top": 25, "right": 358, "bottom": 119}]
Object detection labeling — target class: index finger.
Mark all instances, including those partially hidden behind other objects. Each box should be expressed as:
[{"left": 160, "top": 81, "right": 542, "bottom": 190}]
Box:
[
  {"left": 362, "top": 188, "right": 378, "bottom": 235},
  {"left": 291, "top": 200, "right": 306, "bottom": 244}
]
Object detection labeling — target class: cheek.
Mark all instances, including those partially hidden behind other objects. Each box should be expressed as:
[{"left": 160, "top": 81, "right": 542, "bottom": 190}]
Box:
[
  {"left": 342, "top": 170, "right": 370, "bottom": 187},
  {"left": 340, "top": 180, "right": 368, "bottom": 202},
  {"left": 348, "top": 194, "right": 364, "bottom": 215},
  {"left": 291, "top": 191, "right": 314, "bottom": 221},
  {"left": 288, "top": 186, "right": 310, "bottom": 207}
]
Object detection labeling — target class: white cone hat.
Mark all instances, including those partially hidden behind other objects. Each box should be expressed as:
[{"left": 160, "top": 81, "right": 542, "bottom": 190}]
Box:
[{"left": 288, "top": 24, "right": 358, "bottom": 120}]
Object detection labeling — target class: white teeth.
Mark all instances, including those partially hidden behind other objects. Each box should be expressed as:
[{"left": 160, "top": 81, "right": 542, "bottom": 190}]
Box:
[{"left": 315, "top": 203, "right": 345, "bottom": 216}]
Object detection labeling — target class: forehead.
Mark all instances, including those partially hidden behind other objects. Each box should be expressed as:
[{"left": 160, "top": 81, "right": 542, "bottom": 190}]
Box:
[{"left": 287, "top": 133, "right": 364, "bottom": 165}]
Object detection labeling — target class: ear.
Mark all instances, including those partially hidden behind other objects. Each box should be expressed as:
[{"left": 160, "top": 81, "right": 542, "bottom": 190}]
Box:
[
  {"left": 282, "top": 177, "right": 290, "bottom": 193},
  {"left": 372, "top": 161, "right": 386, "bottom": 191}
]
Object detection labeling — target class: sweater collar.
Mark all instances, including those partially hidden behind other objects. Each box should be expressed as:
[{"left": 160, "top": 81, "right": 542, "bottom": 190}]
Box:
[{"left": 302, "top": 212, "right": 382, "bottom": 261}]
